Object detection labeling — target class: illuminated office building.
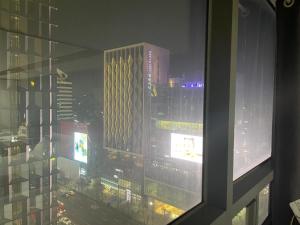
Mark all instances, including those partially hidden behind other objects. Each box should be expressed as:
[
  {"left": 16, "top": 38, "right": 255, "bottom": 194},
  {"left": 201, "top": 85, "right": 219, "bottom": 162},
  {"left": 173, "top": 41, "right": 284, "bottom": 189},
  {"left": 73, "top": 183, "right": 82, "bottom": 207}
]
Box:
[
  {"left": 56, "top": 68, "right": 75, "bottom": 161},
  {"left": 104, "top": 43, "right": 169, "bottom": 153},
  {"left": 0, "top": 0, "right": 58, "bottom": 224},
  {"left": 56, "top": 68, "right": 73, "bottom": 121},
  {"left": 144, "top": 78, "right": 204, "bottom": 219},
  {"left": 102, "top": 43, "right": 169, "bottom": 214}
]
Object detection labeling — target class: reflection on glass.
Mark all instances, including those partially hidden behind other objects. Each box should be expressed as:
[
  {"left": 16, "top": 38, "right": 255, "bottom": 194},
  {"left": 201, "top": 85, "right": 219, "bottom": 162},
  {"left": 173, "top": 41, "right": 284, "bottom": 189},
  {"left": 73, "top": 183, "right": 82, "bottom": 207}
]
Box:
[
  {"left": 232, "top": 208, "right": 247, "bottom": 225},
  {"left": 258, "top": 185, "right": 270, "bottom": 225},
  {"left": 233, "top": 0, "right": 276, "bottom": 180},
  {"left": 0, "top": 0, "right": 206, "bottom": 224}
]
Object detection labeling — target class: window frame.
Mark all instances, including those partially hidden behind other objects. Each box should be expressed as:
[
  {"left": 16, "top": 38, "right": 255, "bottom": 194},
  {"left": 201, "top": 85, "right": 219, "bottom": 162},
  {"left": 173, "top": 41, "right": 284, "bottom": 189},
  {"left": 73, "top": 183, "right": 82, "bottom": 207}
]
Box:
[
  {"left": 0, "top": 0, "right": 276, "bottom": 223},
  {"left": 171, "top": 0, "right": 275, "bottom": 224}
]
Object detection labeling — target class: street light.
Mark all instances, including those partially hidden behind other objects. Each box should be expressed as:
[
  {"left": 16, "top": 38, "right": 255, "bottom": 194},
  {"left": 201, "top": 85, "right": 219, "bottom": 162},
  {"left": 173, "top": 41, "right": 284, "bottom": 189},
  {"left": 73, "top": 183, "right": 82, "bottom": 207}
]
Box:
[{"left": 148, "top": 201, "right": 154, "bottom": 225}]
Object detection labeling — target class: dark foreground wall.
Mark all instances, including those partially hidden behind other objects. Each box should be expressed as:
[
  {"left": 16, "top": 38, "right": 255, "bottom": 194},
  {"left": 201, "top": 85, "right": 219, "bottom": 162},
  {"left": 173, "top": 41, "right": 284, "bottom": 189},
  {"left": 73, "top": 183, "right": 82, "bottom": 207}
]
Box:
[{"left": 273, "top": 0, "right": 300, "bottom": 224}]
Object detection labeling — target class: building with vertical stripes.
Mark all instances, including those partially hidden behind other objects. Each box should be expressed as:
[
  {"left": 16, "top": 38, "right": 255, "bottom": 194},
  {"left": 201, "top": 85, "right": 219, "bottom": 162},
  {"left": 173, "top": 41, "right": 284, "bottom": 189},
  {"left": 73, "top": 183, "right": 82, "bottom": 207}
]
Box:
[
  {"left": 56, "top": 68, "right": 73, "bottom": 121},
  {"left": 102, "top": 43, "right": 169, "bottom": 215}
]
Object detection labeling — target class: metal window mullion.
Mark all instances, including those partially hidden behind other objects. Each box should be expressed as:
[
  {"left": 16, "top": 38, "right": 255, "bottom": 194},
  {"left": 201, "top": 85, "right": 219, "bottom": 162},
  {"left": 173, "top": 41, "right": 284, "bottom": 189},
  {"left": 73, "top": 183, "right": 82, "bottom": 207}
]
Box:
[
  {"left": 168, "top": 0, "right": 239, "bottom": 224},
  {"left": 204, "top": 0, "right": 238, "bottom": 210},
  {"left": 246, "top": 199, "right": 258, "bottom": 225}
]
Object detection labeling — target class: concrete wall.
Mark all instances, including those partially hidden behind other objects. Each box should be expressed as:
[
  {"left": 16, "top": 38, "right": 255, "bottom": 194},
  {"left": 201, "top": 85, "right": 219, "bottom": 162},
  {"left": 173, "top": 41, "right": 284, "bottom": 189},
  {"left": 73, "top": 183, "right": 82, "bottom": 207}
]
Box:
[{"left": 273, "top": 1, "right": 300, "bottom": 224}]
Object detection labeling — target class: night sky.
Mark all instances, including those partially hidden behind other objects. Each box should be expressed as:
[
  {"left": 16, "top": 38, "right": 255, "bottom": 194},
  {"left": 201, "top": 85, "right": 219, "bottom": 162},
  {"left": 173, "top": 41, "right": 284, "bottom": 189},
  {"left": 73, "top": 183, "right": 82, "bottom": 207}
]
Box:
[
  {"left": 48, "top": 0, "right": 208, "bottom": 113},
  {"left": 52, "top": 0, "right": 206, "bottom": 77}
]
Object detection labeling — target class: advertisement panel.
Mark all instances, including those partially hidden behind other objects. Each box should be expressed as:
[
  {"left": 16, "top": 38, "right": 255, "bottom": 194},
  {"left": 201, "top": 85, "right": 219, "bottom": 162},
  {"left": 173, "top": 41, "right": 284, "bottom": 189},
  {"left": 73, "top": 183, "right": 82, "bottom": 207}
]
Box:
[
  {"left": 171, "top": 133, "right": 203, "bottom": 163},
  {"left": 74, "top": 132, "right": 88, "bottom": 163}
]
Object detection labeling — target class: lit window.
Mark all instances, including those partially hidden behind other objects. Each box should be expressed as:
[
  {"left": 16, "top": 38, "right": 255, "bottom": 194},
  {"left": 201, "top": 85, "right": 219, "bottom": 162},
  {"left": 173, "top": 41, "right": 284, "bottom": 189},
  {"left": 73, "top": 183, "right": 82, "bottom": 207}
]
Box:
[
  {"left": 10, "top": 35, "right": 20, "bottom": 49},
  {"left": 10, "top": 54, "right": 20, "bottom": 67},
  {"left": 10, "top": 16, "right": 20, "bottom": 31}
]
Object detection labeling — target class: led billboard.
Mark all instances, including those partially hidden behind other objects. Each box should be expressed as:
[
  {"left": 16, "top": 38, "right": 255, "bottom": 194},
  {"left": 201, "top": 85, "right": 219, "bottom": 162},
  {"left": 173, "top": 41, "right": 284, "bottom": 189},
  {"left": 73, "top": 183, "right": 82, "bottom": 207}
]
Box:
[
  {"left": 74, "top": 132, "right": 88, "bottom": 163},
  {"left": 171, "top": 133, "right": 203, "bottom": 163}
]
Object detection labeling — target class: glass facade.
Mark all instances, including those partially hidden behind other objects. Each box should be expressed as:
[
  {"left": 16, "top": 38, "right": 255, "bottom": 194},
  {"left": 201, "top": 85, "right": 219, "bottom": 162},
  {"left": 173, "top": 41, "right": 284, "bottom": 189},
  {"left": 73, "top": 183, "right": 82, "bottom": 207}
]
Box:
[
  {"left": 0, "top": 0, "right": 207, "bottom": 225},
  {"left": 233, "top": 0, "right": 276, "bottom": 180}
]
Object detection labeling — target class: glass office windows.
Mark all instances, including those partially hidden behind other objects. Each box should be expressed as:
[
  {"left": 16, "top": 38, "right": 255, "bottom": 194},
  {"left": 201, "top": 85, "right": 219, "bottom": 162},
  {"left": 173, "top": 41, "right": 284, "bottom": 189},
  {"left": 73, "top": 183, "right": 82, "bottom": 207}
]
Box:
[
  {"left": 233, "top": 0, "right": 276, "bottom": 180},
  {"left": 232, "top": 208, "right": 247, "bottom": 225},
  {"left": 12, "top": 200, "right": 23, "bottom": 218},
  {"left": 10, "top": 0, "right": 20, "bottom": 13},
  {"left": 27, "top": 1, "right": 39, "bottom": 21},
  {"left": 9, "top": 34, "right": 20, "bottom": 50},
  {"left": 258, "top": 185, "right": 270, "bottom": 225},
  {"left": 9, "top": 15, "right": 20, "bottom": 32}
]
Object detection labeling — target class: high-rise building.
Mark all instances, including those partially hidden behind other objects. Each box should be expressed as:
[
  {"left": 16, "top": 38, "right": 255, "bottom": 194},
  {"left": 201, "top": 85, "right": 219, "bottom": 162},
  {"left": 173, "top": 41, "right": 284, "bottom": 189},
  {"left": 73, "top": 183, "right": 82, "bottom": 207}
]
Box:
[
  {"left": 56, "top": 68, "right": 73, "bottom": 121},
  {"left": 0, "top": 0, "right": 58, "bottom": 224},
  {"left": 102, "top": 43, "right": 169, "bottom": 215},
  {"left": 55, "top": 67, "right": 75, "bottom": 161},
  {"left": 104, "top": 43, "right": 169, "bottom": 154},
  {"left": 145, "top": 79, "right": 204, "bottom": 219}
]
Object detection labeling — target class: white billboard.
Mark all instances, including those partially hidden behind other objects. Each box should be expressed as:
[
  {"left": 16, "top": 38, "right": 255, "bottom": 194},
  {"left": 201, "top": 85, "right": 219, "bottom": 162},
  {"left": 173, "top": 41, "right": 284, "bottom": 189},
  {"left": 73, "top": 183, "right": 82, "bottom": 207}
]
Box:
[
  {"left": 171, "top": 133, "right": 203, "bottom": 163},
  {"left": 74, "top": 132, "right": 88, "bottom": 163}
]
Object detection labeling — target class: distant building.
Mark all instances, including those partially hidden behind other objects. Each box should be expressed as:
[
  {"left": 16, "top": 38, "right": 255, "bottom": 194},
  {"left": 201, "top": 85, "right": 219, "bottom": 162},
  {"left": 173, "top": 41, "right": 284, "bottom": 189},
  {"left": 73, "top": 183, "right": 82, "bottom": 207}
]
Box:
[
  {"left": 144, "top": 78, "right": 204, "bottom": 218},
  {"left": 56, "top": 68, "right": 74, "bottom": 121},
  {"left": 104, "top": 43, "right": 169, "bottom": 153},
  {"left": 102, "top": 43, "right": 169, "bottom": 214}
]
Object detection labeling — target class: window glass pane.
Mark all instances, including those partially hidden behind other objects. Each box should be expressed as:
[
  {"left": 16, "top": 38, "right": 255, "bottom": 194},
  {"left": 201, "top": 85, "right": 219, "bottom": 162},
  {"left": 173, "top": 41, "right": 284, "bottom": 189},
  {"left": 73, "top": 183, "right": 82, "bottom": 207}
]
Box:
[
  {"left": 232, "top": 208, "right": 247, "bottom": 225},
  {"left": 258, "top": 185, "right": 270, "bottom": 225},
  {"left": 233, "top": 0, "right": 276, "bottom": 180},
  {"left": 0, "top": 0, "right": 207, "bottom": 225}
]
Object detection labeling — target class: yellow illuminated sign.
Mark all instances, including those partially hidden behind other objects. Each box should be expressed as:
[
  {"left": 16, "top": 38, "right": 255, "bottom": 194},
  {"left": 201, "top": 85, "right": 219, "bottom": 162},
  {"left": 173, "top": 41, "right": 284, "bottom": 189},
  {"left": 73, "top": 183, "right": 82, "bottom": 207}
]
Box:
[
  {"left": 118, "top": 178, "right": 131, "bottom": 189},
  {"left": 156, "top": 120, "right": 203, "bottom": 132},
  {"left": 153, "top": 199, "right": 184, "bottom": 218}
]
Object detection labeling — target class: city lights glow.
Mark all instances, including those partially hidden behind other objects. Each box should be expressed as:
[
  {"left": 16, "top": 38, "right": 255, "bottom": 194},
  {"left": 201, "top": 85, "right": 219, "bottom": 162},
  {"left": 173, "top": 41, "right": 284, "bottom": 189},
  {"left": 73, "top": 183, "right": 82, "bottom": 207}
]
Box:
[{"left": 181, "top": 81, "right": 204, "bottom": 88}]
